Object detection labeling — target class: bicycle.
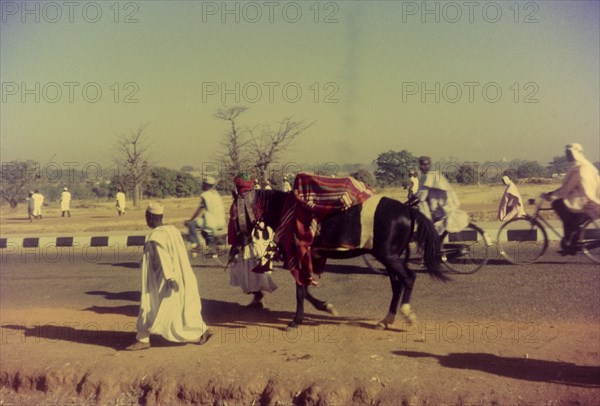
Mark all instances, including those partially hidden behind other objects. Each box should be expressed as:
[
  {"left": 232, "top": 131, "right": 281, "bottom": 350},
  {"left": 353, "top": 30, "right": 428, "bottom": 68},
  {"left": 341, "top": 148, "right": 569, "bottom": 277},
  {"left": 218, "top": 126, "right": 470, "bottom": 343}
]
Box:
[
  {"left": 364, "top": 199, "right": 493, "bottom": 275},
  {"left": 184, "top": 221, "right": 229, "bottom": 266},
  {"left": 439, "top": 222, "right": 493, "bottom": 274},
  {"left": 496, "top": 197, "right": 600, "bottom": 264}
]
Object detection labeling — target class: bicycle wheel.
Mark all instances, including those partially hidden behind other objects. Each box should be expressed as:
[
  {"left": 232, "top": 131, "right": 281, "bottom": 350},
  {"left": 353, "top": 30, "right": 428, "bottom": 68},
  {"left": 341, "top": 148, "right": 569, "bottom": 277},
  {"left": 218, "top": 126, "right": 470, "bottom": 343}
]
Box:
[
  {"left": 496, "top": 217, "right": 548, "bottom": 264},
  {"left": 441, "top": 223, "right": 491, "bottom": 274},
  {"left": 580, "top": 218, "right": 600, "bottom": 264}
]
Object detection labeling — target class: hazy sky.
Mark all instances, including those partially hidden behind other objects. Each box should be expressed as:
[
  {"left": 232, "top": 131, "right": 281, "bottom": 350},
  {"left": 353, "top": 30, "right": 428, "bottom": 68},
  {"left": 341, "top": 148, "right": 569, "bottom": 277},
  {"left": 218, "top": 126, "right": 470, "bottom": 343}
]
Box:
[{"left": 1, "top": 0, "right": 599, "bottom": 173}]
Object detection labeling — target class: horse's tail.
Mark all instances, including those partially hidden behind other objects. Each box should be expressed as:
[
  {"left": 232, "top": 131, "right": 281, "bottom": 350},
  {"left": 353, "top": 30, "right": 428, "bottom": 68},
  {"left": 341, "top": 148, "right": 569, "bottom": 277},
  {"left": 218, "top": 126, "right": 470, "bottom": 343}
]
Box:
[{"left": 410, "top": 208, "right": 450, "bottom": 282}]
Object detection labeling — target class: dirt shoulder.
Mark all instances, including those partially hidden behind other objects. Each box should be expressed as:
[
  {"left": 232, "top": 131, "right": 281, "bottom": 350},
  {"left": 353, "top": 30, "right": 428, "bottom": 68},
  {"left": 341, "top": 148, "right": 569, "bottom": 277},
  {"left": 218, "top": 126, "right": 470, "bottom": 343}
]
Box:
[{"left": 1, "top": 306, "right": 599, "bottom": 405}]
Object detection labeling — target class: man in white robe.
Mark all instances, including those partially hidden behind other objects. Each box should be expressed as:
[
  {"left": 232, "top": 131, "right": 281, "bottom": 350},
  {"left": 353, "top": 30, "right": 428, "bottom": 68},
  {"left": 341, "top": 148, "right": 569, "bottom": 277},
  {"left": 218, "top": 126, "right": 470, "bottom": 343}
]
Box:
[
  {"left": 116, "top": 188, "right": 126, "bottom": 216},
  {"left": 544, "top": 143, "right": 600, "bottom": 252},
  {"left": 60, "top": 187, "right": 72, "bottom": 217},
  {"left": 415, "top": 156, "right": 469, "bottom": 235},
  {"left": 32, "top": 190, "right": 44, "bottom": 220},
  {"left": 126, "top": 202, "right": 213, "bottom": 350},
  {"left": 497, "top": 176, "right": 525, "bottom": 221}
]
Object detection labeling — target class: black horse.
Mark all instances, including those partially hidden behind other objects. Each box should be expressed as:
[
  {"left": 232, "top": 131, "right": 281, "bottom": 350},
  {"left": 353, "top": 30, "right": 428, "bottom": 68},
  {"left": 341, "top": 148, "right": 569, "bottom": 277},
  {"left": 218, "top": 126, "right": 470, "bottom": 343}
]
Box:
[{"left": 235, "top": 189, "right": 447, "bottom": 330}]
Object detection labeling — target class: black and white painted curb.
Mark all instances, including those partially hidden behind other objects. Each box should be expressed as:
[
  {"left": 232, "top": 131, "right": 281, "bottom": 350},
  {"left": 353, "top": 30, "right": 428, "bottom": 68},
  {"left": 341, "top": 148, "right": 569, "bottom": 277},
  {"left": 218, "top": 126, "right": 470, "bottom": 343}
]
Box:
[
  {"left": 0, "top": 234, "right": 149, "bottom": 250},
  {"left": 0, "top": 222, "right": 562, "bottom": 250}
]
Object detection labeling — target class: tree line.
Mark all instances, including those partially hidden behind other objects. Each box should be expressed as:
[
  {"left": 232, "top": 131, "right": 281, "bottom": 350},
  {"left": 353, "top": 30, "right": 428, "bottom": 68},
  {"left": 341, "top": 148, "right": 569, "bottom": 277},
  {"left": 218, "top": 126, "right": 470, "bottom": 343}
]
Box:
[
  {"left": 368, "top": 149, "right": 600, "bottom": 189},
  {"left": 2, "top": 105, "right": 598, "bottom": 208}
]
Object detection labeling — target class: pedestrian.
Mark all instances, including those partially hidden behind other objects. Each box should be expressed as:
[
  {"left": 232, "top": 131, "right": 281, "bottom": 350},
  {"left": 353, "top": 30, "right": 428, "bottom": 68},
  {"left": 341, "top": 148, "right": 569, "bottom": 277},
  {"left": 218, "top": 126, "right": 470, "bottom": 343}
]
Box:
[
  {"left": 60, "top": 187, "right": 72, "bottom": 217},
  {"left": 31, "top": 190, "right": 44, "bottom": 220},
  {"left": 497, "top": 176, "right": 525, "bottom": 222},
  {"left": 282, "top": 175, "right": 292, "bottom": 192},
  {"left": 116, "top": 188, "right": 126, "bottom": 216},
  {"left": 264, "top": 180, "right": 273, "bottom": 190},
  {"left": 26, "top": 191, "right": 34, "bottom": 222},
  {"left": 125, "top": 202, "right": 214, "bottom": 351},
  {"left": 228, "top": 174, "right": 278, "bottom": 308}
]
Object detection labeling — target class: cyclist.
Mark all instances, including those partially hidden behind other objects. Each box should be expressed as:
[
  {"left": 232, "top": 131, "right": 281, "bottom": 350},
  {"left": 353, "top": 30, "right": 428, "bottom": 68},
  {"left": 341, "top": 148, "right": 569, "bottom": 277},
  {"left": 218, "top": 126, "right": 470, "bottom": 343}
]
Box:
[
  {"left": 413, "top": 156, "right": 469, "bottom": 235},
  {"left": 186, "top": 176, "right": 226, "bottom": 250},
  {"left": 543, "top": 143, "right": 600, "bottom": 254}
]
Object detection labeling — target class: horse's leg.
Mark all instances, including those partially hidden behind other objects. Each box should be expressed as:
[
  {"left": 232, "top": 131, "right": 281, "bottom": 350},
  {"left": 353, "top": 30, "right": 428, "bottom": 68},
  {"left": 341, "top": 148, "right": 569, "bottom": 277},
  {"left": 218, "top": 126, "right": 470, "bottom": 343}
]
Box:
[
  {"left": 375, "top": 256, "right": 404, "bottom": 330},
  {"left": 288, "top": 284, "right": 306, "bottom": 329},
  {"left": 305, "top": 287, "right": 338, "bottom": 316},
  {"left": 398, "top": 269, "right": 418, "bottom": 325}
]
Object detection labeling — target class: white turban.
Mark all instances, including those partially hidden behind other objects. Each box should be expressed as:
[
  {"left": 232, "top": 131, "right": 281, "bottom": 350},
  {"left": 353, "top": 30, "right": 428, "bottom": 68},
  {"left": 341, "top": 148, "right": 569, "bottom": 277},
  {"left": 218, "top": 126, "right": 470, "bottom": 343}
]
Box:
[{"left": 146, "top": 202, "right": 164, "bottom": 215}]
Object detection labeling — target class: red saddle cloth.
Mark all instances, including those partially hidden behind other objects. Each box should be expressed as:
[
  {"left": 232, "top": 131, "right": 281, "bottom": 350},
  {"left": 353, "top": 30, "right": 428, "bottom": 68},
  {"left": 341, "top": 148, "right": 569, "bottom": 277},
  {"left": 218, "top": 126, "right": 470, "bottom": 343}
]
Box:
[{"left": 276, "top": 173, "right": 374, "bottom": 285}]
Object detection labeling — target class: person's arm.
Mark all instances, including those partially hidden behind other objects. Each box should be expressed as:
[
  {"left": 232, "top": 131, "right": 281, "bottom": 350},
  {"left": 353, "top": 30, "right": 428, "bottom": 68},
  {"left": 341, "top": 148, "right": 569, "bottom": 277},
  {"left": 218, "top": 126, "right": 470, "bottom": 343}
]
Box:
[
  {"left": 148, "top": 240, "right": 179, "bottom": 292},
  {"left": 546, "top": 167, "right": 580, "bottom": 200},
  {"left": 189, "top": 197, "right": 206, "bottom": 221},
  {"left": 189, "top": 207, "right": 203, "bottom": 221}
]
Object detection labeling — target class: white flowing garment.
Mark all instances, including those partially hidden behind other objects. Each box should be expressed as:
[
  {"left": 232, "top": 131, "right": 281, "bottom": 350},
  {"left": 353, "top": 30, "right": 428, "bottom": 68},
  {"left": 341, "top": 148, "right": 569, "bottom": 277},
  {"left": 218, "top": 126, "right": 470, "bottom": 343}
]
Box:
[
  {"left": 60, "top": 191, "right": 71, "bottom": 211},
  {"left": 116, "top": 192, "right": 126, "bottom": 212},
  {"left": 497, "top": 181, "right": 525, "bottom": 221},
  {"left": 553, "top": 149, "right": 600, "bottom": 219},
  {"left": 230, "top": 225, "right": 278, "bottom": 294},
  {"left": 137, "top": 225, "right": 208, "bottom": 342},
  {"left": 417, "top": 170, "right": 469, "bottom": 234},
  {"left": 32, "top": 193, "right": 44, "bottom": 216}
]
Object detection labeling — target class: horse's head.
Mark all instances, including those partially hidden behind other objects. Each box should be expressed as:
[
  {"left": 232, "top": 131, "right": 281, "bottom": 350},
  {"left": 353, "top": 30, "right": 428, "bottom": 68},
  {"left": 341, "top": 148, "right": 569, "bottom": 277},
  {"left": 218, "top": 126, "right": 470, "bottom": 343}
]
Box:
[
  {"left": 229, "top": 189, "right": 290, "bottom": 247},
  {"left": 251, "top": 189, "right": 290, "bottom": 232}
]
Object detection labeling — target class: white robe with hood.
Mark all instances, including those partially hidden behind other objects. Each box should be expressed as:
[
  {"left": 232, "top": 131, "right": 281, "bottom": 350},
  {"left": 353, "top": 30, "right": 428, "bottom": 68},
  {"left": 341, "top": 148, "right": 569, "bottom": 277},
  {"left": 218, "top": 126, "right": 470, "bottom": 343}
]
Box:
[
  {"left": 552, "top": 145, "right": 600, "bottom": 219},
  {"left": 498, "top": 178, "right": 526, "bottom": 221}
]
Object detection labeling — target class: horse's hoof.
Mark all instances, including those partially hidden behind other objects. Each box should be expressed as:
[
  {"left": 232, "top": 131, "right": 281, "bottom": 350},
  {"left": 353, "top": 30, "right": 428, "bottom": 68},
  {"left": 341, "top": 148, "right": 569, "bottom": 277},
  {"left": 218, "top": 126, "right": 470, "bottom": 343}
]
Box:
[
  {"left": 325, "top": 303, "right": 339, "bottom": 317},
  {"left": 375, "top": 322, "right": 387, "bottom": 330},
  {"left": 401, "top": 312, "right": 418, "bottom": 325},
  {"left": 285, "top": 322, "right": 299, "bottom": 331}
]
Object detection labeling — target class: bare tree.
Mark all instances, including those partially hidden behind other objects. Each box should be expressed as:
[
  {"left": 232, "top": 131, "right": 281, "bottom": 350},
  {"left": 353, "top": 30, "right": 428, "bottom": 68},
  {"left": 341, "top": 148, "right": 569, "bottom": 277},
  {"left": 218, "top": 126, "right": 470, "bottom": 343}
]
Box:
[
  {"left": 113, "top": 124, "right": 152, "bottom": 207},
  {"left": 248, "top": 117, "right": 313, "bottom": 182},
  {"left": 215, "top": 106, "right": 249, "bottom": 179}
]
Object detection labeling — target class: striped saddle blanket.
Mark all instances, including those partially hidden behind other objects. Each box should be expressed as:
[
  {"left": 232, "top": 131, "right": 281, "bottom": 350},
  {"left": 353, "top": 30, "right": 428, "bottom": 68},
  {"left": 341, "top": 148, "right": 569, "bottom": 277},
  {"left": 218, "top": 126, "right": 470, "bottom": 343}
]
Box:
[{"left": 276, "top": 173, "right": 374, "bottom": 285}]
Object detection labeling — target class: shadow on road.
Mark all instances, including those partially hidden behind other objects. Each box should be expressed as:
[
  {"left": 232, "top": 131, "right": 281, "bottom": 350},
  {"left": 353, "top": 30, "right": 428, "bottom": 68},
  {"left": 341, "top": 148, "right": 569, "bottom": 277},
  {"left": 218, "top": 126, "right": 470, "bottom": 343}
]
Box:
[
  {"left": 201, "top": 298, "right": 353, "bottom": 331},
  {"left": 394, "top": 350, "right": 600, "bottom": 387},
  {"left": 1, "top": 323, "right": 137, "bottom": 351},
  {"left": 85, "top": 305, "right": 139, "bottom": 317},
  {"left": 86, "top": 290, "right": 140, "bottom": 301},
  {"left": 97, "top": 262, "right": 141, "bottom": 269}
]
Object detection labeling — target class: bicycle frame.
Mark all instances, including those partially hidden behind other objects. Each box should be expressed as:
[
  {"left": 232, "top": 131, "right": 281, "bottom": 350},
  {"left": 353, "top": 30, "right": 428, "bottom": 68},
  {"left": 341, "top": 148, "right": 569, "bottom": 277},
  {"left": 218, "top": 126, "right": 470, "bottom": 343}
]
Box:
[{"left": 526, "top": 198, "right": 564, "bottom": 240}]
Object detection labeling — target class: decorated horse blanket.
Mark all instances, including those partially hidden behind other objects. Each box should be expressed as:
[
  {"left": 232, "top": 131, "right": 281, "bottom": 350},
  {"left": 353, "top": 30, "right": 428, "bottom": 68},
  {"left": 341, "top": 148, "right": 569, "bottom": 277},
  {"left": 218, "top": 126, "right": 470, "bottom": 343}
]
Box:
[{"left": 275, "top": 173, "right": 374, "bottom": 285}]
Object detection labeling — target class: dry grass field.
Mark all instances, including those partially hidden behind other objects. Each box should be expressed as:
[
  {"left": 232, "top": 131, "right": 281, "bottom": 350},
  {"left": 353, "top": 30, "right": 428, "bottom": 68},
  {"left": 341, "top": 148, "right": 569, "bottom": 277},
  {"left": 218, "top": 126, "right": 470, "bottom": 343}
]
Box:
[{"left": 0, "top": 182, "right": 561, "bottom": 236}]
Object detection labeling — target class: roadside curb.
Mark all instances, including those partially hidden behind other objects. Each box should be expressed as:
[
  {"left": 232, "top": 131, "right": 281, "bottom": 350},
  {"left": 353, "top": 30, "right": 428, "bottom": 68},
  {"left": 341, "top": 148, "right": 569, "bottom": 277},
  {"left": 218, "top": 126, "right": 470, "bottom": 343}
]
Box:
[
  {"left": 0, "top": 234, "right": 150, "bottom": 250},
  {"left": 0, "top": 222, "right": 563, "bottom": 250}
]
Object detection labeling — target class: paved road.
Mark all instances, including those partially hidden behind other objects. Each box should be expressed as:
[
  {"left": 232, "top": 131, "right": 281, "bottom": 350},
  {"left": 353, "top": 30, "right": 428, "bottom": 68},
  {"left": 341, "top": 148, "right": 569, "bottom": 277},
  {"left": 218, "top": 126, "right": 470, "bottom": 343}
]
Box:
[
  {"left": 1, "top": 246, "right": 598, "bottom": 324},
  {"left": 1, "top": 247, "right": 598, "bottom": 405}
]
